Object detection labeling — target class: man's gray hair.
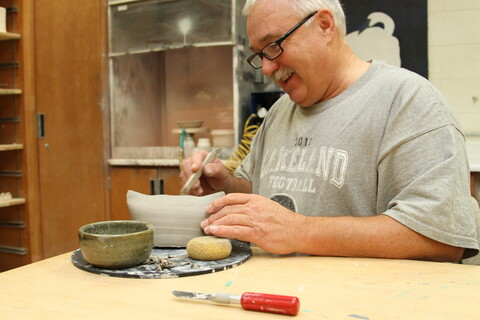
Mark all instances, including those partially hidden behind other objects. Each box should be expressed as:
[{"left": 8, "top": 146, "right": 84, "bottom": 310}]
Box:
[{"left": 243, "top": 0, "right": 346, "bottom": 36}]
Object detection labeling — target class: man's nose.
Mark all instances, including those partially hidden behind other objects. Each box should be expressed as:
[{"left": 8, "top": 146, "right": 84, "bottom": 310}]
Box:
[{"left": 261, "top": 57, "right": 279, "bottom": 77}]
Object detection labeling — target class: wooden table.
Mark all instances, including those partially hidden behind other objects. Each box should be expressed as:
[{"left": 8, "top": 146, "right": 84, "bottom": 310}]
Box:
[{"left": 1, "top": 247, "right": 479, "bottom": 319}]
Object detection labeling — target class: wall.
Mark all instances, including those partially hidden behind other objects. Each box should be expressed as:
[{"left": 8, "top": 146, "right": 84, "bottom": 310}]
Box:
[
  {"left": 429, "top": 0, "right": 480, "bottom": 200},
  {"left": 428, "top": 0, "right": 480, "bottom": 134}
]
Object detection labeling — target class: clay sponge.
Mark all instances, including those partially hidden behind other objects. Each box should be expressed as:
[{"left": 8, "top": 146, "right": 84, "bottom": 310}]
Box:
[{"left": 186, "top": 236, "right": 232, "bottom": 261}]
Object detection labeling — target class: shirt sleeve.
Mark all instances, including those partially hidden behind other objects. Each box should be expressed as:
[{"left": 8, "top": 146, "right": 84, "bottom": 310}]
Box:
[{"left": 378, "top": 124, "right": 479, "bottom": 257}]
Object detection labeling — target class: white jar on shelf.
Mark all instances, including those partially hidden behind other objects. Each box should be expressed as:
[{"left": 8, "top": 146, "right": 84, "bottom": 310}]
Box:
[
  {"left": 196, "top": 138, "right": 211, "bottom": 152},
  {"left": 211, "top": 129, "right": 234, "bottom": 147},
  {"left": 183, "top": 133, "right": 195, "bottom": 159}
]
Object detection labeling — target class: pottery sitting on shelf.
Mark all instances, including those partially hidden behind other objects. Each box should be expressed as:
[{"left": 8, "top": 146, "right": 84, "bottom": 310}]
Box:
[{"left": 176, "top": 120, "right": 204, "bottom": 129}]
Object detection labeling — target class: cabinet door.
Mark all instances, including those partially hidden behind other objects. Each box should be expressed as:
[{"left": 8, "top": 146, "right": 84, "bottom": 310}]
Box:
[
  {"left": 157, "top": 167, "right": 182, "bottom": 196},
  {"left": 109, "top": 167, "right": 157, "bottom": 221},
  {"left": 109, "top": 167, "right": 181, "bottom": 221},
  {"left": 34, "top": 0, "right": 107, "bottom": 258}
]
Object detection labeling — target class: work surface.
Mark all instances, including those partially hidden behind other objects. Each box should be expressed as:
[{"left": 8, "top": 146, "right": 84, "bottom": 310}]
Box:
[{"left": 1, "top": 247, "right": 479, "bottom": 320}]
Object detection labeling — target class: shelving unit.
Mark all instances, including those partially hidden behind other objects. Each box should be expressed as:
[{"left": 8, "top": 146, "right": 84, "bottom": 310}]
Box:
[
  {"left": 0, "top": 0, "right": 31, "bottom": 271},
  {"left": 0, "top": 0, "right": 107, "bottom": 271}
]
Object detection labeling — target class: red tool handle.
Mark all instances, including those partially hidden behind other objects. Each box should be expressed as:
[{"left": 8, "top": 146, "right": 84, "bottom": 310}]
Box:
[{"left": 240, "top": 292, "right": 300, "bottom": 316}]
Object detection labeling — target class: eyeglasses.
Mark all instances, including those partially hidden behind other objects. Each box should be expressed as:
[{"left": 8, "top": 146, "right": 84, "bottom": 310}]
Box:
[{"left": 247, "top": 11, "right": 318, "bottom": 69}]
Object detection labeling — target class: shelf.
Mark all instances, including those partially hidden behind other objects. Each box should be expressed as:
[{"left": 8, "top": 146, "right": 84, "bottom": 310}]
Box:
[
  {"left": 108, "top": 41, "right": 235, "bottom": 57},
  {"left": 6, "top": 7, "right": 19, "bottom": 14},
  {"left": 0, "top": 88, "right": 22, "bottom": 95},
  {"left": 0, "top": 221, "right": 25, "bottom": 228},
  {"left": 108, "top": 158, "right": 180, "bottom": 167},
  {"left": 172, "top": 127, "right": 208, "bottom": 134},
  {"left": 0, "top": 245, "right": 27, "bottom": 255},
  {"left": 0, "top": 144, "right": 23, "bottom": 151},
  {"left": 0, "top": 117, "right": 20, "bottom": 123},
  {"left": 0, "top": 31, "right": 21, "bottom": 41},
  {"left": 0, "top": 198, "right": 26, "bottom": 208},
  {"left": 0, "top": 171, "right": 22, "bottom": 177},
  {"left": 108, "top": 0, "right": 144, "bottom": 5},
  {"left": 0, "top": 62, "right": 19, "bottom": 69}
]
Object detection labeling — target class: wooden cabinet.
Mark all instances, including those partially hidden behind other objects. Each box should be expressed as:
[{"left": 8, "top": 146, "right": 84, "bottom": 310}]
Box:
[
  {"left": 109, "top": 166, "right": 181, "bottom": 221},
  {"left": 105, "top": 1, "right": 251, "bottom": 226},
  {"left": 0, "top": 0, "right": 108, "bottom": 271},
  {"left": 107, "top": 0, "right": 260, "bottom": 160}
]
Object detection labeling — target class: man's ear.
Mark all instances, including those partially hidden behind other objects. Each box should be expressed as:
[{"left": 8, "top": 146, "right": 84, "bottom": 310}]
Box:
[{"left": 315, "top": 9, "right": 336, "bottom": 41}]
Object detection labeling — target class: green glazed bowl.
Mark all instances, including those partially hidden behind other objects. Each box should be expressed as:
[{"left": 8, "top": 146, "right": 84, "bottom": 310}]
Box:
[{"left": 78, "top": 220, "right": 154, "bottom": 269}]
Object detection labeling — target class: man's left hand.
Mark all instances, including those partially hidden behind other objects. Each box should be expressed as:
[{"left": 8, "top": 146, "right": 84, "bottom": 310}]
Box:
[{"left": 200, "top": 193, "right": 306, "bottom": 254}]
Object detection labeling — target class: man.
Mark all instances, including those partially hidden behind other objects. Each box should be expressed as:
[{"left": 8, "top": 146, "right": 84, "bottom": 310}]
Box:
[{"left": 180, "top": 0, "right": 479, "bottom": 262}]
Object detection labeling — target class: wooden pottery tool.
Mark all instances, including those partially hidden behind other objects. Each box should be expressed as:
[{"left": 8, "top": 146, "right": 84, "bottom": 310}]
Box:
[{"left": 179, "top": 147, "right": 222, "bottom": 195}]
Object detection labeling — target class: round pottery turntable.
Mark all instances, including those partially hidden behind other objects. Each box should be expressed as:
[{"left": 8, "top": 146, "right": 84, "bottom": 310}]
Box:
[{"left": 71, "top": 240, "right": 251, "bottom": 279}]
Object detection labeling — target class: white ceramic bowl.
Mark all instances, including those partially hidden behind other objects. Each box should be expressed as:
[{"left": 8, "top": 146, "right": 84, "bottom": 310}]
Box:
[{"left": 126, "top": 191, "right": 225, "bottom": 247}]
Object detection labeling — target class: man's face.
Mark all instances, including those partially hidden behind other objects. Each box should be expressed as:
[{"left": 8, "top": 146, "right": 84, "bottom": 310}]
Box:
[{"left": 246, "top": 0, "right": 328, "bottom": 106}]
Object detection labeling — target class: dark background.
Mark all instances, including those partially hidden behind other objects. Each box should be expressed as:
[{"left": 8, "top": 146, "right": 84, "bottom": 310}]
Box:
[{"left": 342, "top": 0, "right": 428, "bottom": 79}]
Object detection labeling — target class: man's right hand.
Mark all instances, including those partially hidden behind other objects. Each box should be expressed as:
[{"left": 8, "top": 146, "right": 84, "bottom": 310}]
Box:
[{"left": 180, "top": 149, "right": 233, "bottom": 196}]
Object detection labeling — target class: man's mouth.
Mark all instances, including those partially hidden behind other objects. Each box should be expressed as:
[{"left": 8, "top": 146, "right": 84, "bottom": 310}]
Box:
[{"left": 271, "top": 67, "right": 294, "bottom": 83}]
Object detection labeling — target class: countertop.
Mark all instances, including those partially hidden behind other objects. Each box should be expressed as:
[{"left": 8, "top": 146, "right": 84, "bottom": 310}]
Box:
[
  {"left": 109, "top": 137, "right": 480, "bottom": 171},
  {"left": 108, "top": 158, "right": 180, "bottom": 167},
  {"left": 1, "top": 247, "right": 480, "bottom": 319}
]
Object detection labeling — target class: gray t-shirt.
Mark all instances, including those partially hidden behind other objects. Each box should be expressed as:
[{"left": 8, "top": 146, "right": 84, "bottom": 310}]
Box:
[{"left": 235, "top": 61, "right": 479, "bottom": 257}]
